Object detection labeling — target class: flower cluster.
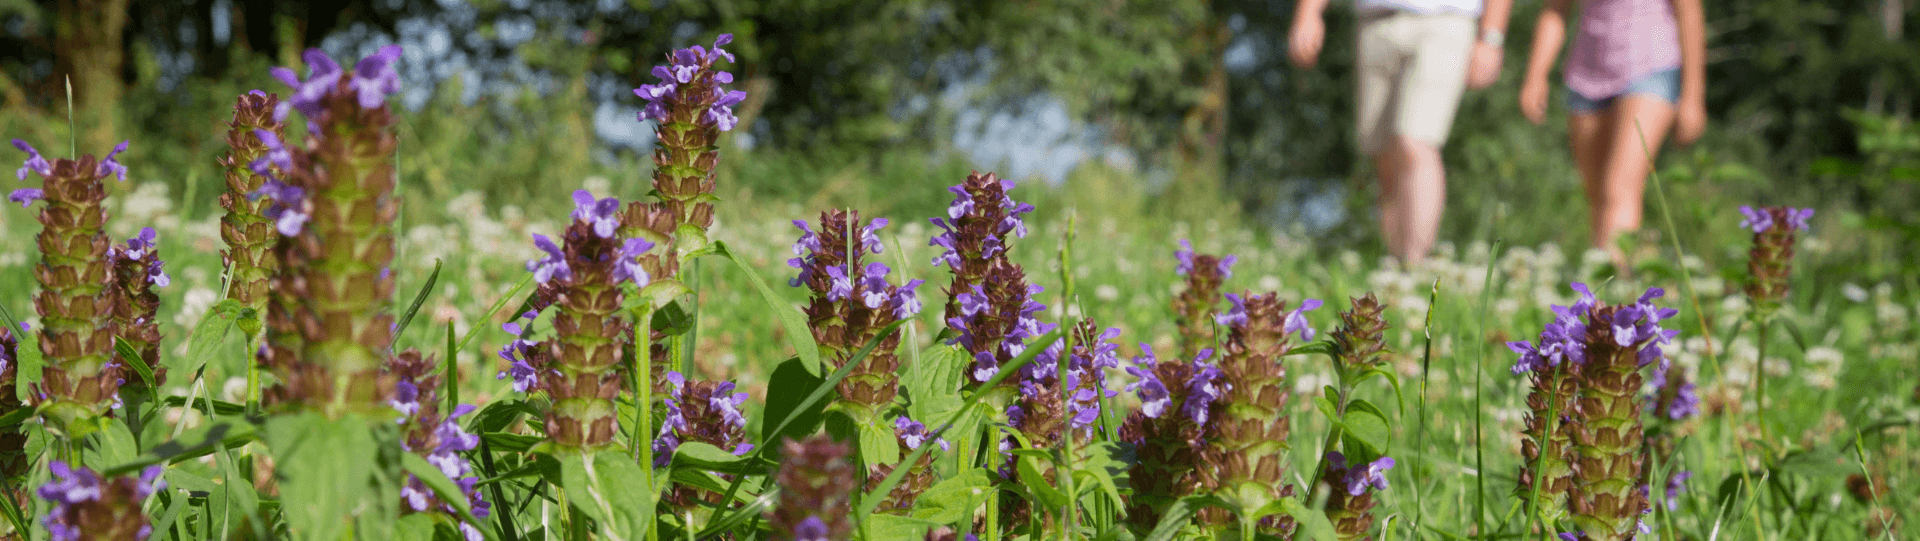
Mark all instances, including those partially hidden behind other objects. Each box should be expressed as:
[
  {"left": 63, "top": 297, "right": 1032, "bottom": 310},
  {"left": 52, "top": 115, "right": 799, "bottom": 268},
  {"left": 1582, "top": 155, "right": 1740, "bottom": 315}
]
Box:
[
  {"left": 218, "top": 90, "right": 287, "bottom": 312},
  {"left": 866, "top": 415, "right": 948, "bottom": 514},
  {"left": 929, "top": 172, "right": 1034, "bottom": 320},
  {"left": 1009, "top": 321, "right": 1122, "bottom": 444},
  {"left": 1508, "top": 283, "right": 1678, "bottom": 539},
  {"left": 507, "top": 191, "right": 651, "bottom": 449},
  {"left": 622, "top": 33, "right": 746, "bottom": 266},
  {"left": 1320, "top": 452, "right": 1396, "bottom": 541},
  {"left": 767, "top": 434, "right": 856, "bottom": 541},
  {"left": 1329, "top": 293, "right": 1390, "bottom": 371},
  {"left": 37, "top": 462, "right": 165, "bottom": 541},
  {"left": 109, "top": 227, "right": 170, "bottom": 388},
  {"left": 1198, "top": 291, "right": 1316, "bottom": 536},
  {"left": 1739, "top": 206, "right": 1813, "bottom": 319},
  {"left": 654, "top": 371, "right": 753, "bottom": 465},
  {"left": 788, "top": 210, "right": 922, "bottom": 420},
  {"left": 389, "top": 351, "right": 490, "bottom": 541},
  {"left": 252, "top": 45, "right": 406, "bottom": 412},
  {"left": 1118, "top": 345, "right": 1224, "bottom": 533},
  {"left": 1172, "top": 240, "right": 1236, "bottom": 359},
  {"left": 10, "top": 139, "right": 133, "bottom": 425}
]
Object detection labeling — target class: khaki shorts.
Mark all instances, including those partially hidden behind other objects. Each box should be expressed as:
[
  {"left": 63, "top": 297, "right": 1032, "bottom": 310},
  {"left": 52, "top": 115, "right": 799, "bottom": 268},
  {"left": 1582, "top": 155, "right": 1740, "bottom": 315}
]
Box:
[{"left": 1356, "top": 12, "right": 1476, "bottom": 154}]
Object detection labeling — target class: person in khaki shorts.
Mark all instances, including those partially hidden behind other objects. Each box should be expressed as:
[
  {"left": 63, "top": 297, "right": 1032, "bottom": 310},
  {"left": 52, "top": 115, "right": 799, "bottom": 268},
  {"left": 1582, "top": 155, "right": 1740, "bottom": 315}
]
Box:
[{"left": 1290, "top": 0, "right": 1513, "bottom": 265}]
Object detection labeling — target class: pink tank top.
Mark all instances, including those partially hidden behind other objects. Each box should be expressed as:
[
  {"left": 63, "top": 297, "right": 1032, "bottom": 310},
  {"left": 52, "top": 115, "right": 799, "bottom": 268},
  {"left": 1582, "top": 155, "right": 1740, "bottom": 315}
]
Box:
[{"left": 1564, "top": 0, "right": 1683, "bottom": 101}]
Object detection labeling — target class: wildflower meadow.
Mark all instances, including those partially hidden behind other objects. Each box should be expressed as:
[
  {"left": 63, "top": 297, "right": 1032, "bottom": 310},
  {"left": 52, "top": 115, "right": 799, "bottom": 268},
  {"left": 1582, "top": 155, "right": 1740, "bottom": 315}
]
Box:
[{"left": 0, "top": 31, "right": 1915, "bottom": 541}]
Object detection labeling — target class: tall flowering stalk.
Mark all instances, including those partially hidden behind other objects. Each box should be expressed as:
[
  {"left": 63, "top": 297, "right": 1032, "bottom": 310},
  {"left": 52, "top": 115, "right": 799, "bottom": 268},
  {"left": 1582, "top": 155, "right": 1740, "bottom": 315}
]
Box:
[
  {"left": 930, "top": 171, "right": 1034, "bottom": 324},
  {"left": 217, "top": 90, "right": 286, "bottom": 313},
  {"left": 621, "top": 33, "right": 745, "bottom": 409},
  {"left": 499, "top": 191, "right": 652, "bottom": 450},
  {"left": 107, "top": 227, "right": 169, "bottom": 387},
  {"left": 996, "top": 319, "right": 1120, "bottom": 530},
  {"left": 1509, "top": 284, "right": 1678, "bottom": 540},
  {"left": 788, "top": 210, "right": 923, "bottom": 418},
  {"left": 1200, "top": 292, "right": 1318, "bottom": 536},
  {"left": 1315, "top": 293, "right": 1393, "bottom": 540},
  {"left": 766, "top": 434, "right": 856, "bottom": 541},
  {"left": 1172, "top": 240, "right": 1235, "bottom": 360},
  {"left": 1737, "top": 205, "right": 1810, "bottom": 429},
  {"left": 252, "top": 46, "right": 406, "bottom": 413},
  {"left": 389, "top": 351, "right": 490, "bottom": 541},
  {"left": 10, "top": 138, "right": 130, "bottom": 430},
  {"left": 1117, "top": 344, "right": 1223, "bottom": 533},
  {"left": 36, "top": 462, "right": 165, "bottom": 541}
]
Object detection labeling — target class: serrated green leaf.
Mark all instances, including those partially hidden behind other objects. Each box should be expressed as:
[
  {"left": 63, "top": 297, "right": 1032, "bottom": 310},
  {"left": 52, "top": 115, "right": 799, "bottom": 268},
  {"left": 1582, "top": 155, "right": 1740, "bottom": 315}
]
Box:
[
  {"left": 670, "top": 441, "right": 769, "bottom": 474},
  {"left": 1072, "top": 441, "right": 1129, "bottom": 507},
  {"left": 181, "top": 299, "right": 244, "bottom": 376},
  {"left": 84, "top": 417, "right": 139, "bottom": 467},
  {"left": 904, "top": 344, "right": 969, "bottom": 425},
  {"left": 480, "top": 432, "right": 543, "bottom": 454},
  {"left": 858, "top": 412, "right": 901, "bottom": 466},
  {"left": 395, "top": 513, "right": 438, "bottom": 541},
  {"left": 1286, "top": 341, "right": 1336, "bottom": 357},
  {"left": 714, "top": 241, "right": 822, "bottom": 375}
]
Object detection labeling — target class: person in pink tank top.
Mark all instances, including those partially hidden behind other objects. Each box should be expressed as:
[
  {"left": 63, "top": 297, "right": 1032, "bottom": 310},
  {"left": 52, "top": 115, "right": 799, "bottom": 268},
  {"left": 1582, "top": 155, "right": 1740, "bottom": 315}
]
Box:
[{"left": 1519, "top": 0, "right": 1707, "bottom": 268}]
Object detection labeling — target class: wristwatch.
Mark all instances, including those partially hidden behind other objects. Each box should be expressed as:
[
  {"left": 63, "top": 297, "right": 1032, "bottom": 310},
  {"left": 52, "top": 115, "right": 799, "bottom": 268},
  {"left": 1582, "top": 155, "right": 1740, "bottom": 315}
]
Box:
[{"left": 1480, "top": 28, "right": 1506, "bottom": 47}]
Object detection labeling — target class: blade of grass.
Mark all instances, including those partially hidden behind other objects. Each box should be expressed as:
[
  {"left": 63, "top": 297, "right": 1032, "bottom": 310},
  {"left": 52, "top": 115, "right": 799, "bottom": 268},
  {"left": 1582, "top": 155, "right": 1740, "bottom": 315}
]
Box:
[
  {"left": 459, "top": 272, "right": 534, "bottom": 354},
  {"left": 713, "top": 241, "right": 823, "bottom": 375},
  {"left": 391, "top": 258, "right": 443, "bottom": 347},
  {"left": 1412, "top": 278, "right": 1438, "bottom": 535},
  {"left": 1472, "top": 240, "right": 1502, "bottom": 538}
]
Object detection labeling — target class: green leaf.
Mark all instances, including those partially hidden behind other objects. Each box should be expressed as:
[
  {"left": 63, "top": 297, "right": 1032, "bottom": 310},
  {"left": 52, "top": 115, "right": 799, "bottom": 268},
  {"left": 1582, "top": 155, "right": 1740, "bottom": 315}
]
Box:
[
  {"left": 84, "top": 417, "right": 140, "bottom": 467},
  {"left": 557, "top": 451, "right": 654, "bottom": 541},
  {"left": 1285, "top": 341, "right": 1336, "bottom": 357},
  {"left": 759, "top": 357, "right": 829, "bottom": 455},
  {"left": 650, "top": 301, "right": 696, "bottom": 337},
  {"left": 903, "top": 344, "right": 969, "bottom": 425},
  {"left": 1142, "top": 495, "right": 1227, "bottom": 541},
  {"left": 181, "top": 299, "right": 246, "bottom": 375},
  {"left": 1071, "top": 441, "right": 1129, "bottom": 507},
  {"left": 910, "top": 468, "right": 994, "bottom": 525},
  {"left": 1313, "top": 395, "right": 1338, "bottom": 423},
  {"left": 714, "top": 241, "right": 823, "bottom": 375},
  {"left": 858, "top": 411, "right": 901, "bottom": 467},
  {"left": 1340, "top": 399, "right": 1392, "bottom": 461},
  {"left": 265, "top": 412, "right": 382, "bottom": 541},
  {"left": 857, "top": 514, "right": 941, "bottom": 540},
  {"left": 670, "top": 441, "right": 769, "bottom": 474},
  {"left": 99, "top": 419, "right": 256, "bottom": 477},
  {"left": 457, "top": 272, "right": 532, "bottom": 354},
  {"left": 1249, "top": 496, "right": 1339, "bottom": 541},
  {"left": 628, "top": 278, "right": 691, "bottom": 313},
  {"left": 112, "top": 337, "right": 156, "bottom": 389},
  {"left": 481, "top": 432, "right": 543, "bottom": 454},
  {"left": 468, "top": 400, "right": 540, "bottom": 433},
  {"left": 395, "top": 513, "right": 438, "bottom": 541},
  {"left": 393, "top": 258, "right": 442, "bottom": 345},
  {"left": 1017, "top": 453, "right": 1069, "bottom": 511}
]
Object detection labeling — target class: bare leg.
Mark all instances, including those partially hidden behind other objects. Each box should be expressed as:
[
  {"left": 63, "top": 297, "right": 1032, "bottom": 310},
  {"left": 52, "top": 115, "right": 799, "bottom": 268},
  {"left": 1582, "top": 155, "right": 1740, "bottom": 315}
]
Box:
[
  {"left": 1376, "top": 135, "right": 1446, "bottom": 265},
  {"left": 1593, "top": 96, "right": 1675, "bottom": 266}
]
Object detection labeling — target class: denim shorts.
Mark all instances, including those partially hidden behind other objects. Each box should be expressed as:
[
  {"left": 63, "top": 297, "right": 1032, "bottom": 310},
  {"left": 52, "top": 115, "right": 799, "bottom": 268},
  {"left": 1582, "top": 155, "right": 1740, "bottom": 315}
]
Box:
[{"left": 1566, "top": 68, "right": 1681, "bottom": 113}]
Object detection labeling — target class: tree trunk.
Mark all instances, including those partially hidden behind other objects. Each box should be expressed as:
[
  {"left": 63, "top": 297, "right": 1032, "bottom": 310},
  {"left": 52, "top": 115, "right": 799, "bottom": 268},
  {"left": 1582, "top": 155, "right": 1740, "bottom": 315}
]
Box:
[{"left": 54, "top": 0, "right": 131, "bottom": 156}]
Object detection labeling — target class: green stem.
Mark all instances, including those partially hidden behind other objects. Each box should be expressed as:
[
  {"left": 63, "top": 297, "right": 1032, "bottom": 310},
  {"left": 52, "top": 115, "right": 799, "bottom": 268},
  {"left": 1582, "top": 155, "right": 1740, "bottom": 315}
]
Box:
[
  {"left": 1055, "top": 211, "right": 1078, "bottom": 538},
  {"left": 1754, "top": 318, "right": 1772, "bottom": 448}
]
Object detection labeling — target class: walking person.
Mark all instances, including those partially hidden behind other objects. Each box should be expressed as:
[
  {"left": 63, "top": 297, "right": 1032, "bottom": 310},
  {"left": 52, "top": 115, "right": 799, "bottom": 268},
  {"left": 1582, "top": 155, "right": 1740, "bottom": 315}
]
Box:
[
  {"left": 1290, "top": 0, "right": 1514, "bottom": 265},
  {"left": 1519, "top": 0, "right": 1707, "bottom": 267}
]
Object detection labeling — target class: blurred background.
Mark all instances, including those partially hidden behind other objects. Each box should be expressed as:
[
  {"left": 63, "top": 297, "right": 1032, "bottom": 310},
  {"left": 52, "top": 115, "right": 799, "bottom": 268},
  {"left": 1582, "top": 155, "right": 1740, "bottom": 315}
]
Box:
[{"left": 0, "top": 0, "right": 1916, "bottom": 278}]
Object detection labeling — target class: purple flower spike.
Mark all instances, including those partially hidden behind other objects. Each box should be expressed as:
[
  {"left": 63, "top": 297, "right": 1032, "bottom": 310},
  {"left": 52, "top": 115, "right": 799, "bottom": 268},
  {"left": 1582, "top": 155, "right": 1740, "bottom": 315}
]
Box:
[
  {"left": 527, "top": 233, "right": 571, "bottom": 284},
  {"left": 96, "top": 140, "right": 129, "bottom": 181},
  {"left": 1215, "top": 293, "right": 1248, "bottom": 328},
  {"left": 272, "top": 49, "right": 345, "bottom": 121},
  {"left": 13, "top": 139, "right": 50, "bottom": 180},
  {"left": 570, "top": 189, "right": 623, "bottom": 238},
  {"left": 1784, "top": 207, "right": 1814, "bottom": 231},
  {"left": 1737, "top": 206, "right": 1772, "bottom": 233},
  {"left": 889, "top": 279, "right": 924, "bottom": 319},
  {"left": 1284, "top": 299, "right": 1323, "bottom": 341},
  {"left": 350, "top": 44, "right": 404, "bottom": 109},
  {"left": 614, "top": 238, "right": 655, "bottom": 286},
  {"left": 251, "top": 180, "right": 310, "bottom": 235},
  {"left": 793, "top": 515, "right": 830, "bottom": 541},
  {"left": 1175, "top": 240, "right": 1196, "bottom": 275},
  {"left": 1345, "top": 456, "right": 1395, "bottom": 496},
  {"left": 9, "top": 188, "right": 43, "bottom": 207},
  {"left": 254, "top": 129, "right": 293, "bottom": 170}
]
